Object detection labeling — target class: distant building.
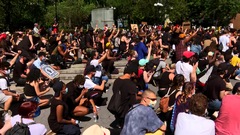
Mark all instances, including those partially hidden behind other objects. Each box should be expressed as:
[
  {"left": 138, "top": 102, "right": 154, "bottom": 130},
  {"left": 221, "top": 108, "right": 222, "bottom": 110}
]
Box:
[{"left": 231, "top": 13, "right": 240, "bottom": 29}]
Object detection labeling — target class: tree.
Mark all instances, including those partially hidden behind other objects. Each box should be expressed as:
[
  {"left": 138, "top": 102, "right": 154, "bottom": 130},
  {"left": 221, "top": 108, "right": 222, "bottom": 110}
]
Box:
[{"left": 45, "top": 0, "right": 95, "bottom": 28}]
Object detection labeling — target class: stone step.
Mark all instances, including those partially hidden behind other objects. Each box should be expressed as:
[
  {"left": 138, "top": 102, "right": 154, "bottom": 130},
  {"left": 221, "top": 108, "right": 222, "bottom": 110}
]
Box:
[
  {"left": 59, "top": 67, "right": 124, "bottom": 74},
  {"left": 59, "top": 73, "right": 123, "bottom": 80},
  {"left": 70, "top": 60, "right": 127, "bottom": 68}
]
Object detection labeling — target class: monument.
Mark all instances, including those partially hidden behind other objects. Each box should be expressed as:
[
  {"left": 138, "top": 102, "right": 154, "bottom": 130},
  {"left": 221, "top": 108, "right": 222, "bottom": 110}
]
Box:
[{"left": 91, "top": 8, "right": 115, "bottom": 29}]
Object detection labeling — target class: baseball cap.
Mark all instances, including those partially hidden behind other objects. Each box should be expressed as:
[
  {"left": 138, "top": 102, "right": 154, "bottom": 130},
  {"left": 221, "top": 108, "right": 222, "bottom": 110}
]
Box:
[
  {"left": 183, "top": 51, "right": 195, "bottom": 58},
  {"left": 52, "top": 80, "right": 64, "bottom": 97},
  {"left": 139, "top": 59, "right": 149, "bottom": 66},
  {"left": 208, "top": 52, "right": 214, "bottom": 56}
]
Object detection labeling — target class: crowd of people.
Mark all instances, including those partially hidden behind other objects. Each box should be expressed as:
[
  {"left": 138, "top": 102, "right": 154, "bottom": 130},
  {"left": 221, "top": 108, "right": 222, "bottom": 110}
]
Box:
[{"left": 0, "top": 22, "right": 240, "bottom": 135}]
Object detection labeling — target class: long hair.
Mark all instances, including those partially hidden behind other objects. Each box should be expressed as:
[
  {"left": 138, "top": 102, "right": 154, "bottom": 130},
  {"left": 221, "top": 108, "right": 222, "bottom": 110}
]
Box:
[
  {"left": 26, "top": 68, "right": 41, "bottom": 83},
  {"left": 178, "top": 82, "right": 194, "bottom": 104},
  {"left": 171, "top": 74, "right": 185, "bottom": 91}
]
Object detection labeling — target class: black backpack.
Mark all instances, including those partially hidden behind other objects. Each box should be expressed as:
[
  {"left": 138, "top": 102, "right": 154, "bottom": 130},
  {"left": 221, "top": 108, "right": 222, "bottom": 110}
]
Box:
[
  {"left": 107, "top": 89, "right": 122, "bottom": 115},
  {"left": 5, "top": 119, "right": 35, "bottom": 135}
]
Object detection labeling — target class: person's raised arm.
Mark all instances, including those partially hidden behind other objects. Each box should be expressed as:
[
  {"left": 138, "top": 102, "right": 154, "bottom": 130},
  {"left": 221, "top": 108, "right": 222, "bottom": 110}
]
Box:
[
  {"left": 190, "top": 62, "right": 198, "bottom": 83},
  {"left": 98, "top": 52, "right": 107, "bottom": 63},
  {"left": 113, "top": 28, "right": 120, "bottom": 38},
  {"left": 56, "top": 30, "right": 64, "bottom": 41},
  {"left": 184, "top": 29, "right": 198, "bottom": 44},
  {"left": 146, "top": 42, "right": 152, "bottom": 61},
  {"left": 9, "top": 53, "right": 19, "bottom": 68}
]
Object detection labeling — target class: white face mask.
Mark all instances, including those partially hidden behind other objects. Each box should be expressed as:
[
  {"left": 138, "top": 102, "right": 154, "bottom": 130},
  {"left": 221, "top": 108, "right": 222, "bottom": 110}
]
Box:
[
  {"left": 78, "top": 85, "right": 84, "bottom": 89},
  {"left": 4, "top": 69, "right": 10, "bottom": 75},
  {"left": 149, "top": 100, "right": 157, "bottom": 108}
]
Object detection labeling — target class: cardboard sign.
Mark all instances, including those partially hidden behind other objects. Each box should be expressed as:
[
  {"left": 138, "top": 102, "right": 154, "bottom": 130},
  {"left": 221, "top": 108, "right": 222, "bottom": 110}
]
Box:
[
  {"left": 131, "top": 24, "right": 139, "bottom": 32},
  {"left": 182, "top": 21, "right": 191, "bottom": 30},
  {"left": 41, "top": 64, "right": 59, "bottom": 80},
  {"left": 141, "top": 22, "right": 148, "bottom": 25}
]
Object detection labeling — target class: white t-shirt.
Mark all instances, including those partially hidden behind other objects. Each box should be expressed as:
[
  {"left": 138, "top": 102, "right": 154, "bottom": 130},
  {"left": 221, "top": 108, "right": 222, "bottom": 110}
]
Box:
[
  {"left": 90, "top": 59, "right": 102, "bottom": 77},
  {"left": 176, "top": 61, "right": 193, "bottom": 82},
  {"left": 175, "top": 113, "right": 215, "bottom": 135},
  {"left": 84, "top": 76, "right": 96, "bottom": 90},
  {"left": 219, "top": 35, "right": 230, "bottom": 52},
  {"left": 10, "top": 115, "right": 47, "bottom": 135},
  {"left": 0, "top": 78, "right": 8, "bottom": 92}
]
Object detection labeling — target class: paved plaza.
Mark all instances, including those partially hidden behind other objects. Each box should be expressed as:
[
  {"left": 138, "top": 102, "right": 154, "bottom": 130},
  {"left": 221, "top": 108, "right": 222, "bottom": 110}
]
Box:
[{"left": 9, "top": 59, "right": 240, "bottom": 134}]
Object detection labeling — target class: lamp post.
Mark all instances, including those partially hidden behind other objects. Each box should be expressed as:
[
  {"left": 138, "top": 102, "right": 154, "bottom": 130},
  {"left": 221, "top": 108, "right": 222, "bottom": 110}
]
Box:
[
  {"left": 154, "top": 1, "right": 163, "bottom": 24},
  {"left": 54, "top": 0, "right": 58, "bottom": 22}
]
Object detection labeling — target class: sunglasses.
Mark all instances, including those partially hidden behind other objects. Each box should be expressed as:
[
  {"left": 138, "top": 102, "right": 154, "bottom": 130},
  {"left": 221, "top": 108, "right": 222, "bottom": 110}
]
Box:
[{"left": 146, "top": 97, "right": 157, "bottom": 101}]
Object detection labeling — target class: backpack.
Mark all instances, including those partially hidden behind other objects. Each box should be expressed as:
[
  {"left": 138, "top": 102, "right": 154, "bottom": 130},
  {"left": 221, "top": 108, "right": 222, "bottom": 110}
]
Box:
[
  {"left": 107, "top": 88, "right": 122, "bottom": 115},
  {"left": 159, "top": 88, "right": 176, "bottom": 113},
  {"left": 5, "top": 118, "right": 35, "bottom": 135}
]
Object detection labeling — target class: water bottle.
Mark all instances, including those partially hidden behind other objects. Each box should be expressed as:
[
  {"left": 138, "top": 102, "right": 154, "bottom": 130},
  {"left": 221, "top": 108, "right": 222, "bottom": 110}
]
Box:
[
  {"left": 93, "top": 113, "right": 98, "bottom": 122},
  {"left": 75, "top": 120, "right": 80, "bottom": 124}
]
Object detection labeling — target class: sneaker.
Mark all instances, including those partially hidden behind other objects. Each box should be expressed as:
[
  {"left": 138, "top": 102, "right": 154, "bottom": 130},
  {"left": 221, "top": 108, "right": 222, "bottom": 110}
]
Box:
[{"left": 235, "top": 76, "right": 240, "bottom": 81}]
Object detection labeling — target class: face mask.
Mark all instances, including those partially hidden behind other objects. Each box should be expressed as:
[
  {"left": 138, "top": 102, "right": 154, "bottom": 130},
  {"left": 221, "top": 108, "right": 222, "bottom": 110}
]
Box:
[
  {"left": 78, "top": 85, "right": 84, "bottom": 89},
  {"left": 4, "top": 69, "right": 10, "bottom": 75},
  {"left": 148, "top": 100, "right": 157, "bottom": 108},
  {"left": 64, "top": 88, "right": 68, "bottom": 94},
  {"left": 42, "top": 57, "right": 46, "bottom": 61},
  {"left": 32, "top": 107, "right": 41, "bottom": 118}
]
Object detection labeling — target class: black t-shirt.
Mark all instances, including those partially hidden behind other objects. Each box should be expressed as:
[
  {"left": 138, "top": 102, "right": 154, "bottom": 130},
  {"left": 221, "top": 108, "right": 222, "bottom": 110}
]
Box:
[
  {"left": 198, "top": 59, "right": 209, "bottom": 71},
  {"left": 85, "top": 34, "right": 93, "bottom": 48},
  {"left": 48, "top": 98, "right": 69, "bottom": 133},
  {"left": 162, "top": 32, "right": 170, "bottom": 45},
  {"left": 63, "top": 81, "right": 82, "bottom": 113},
  {"left": 13, "top": 61, "right": 26, "bottom": 82},
  {"left": 48, "top": 37, "right": 58, "bottom": 54},
  {"left": 18, "top": 36, "right": 31, "bottom": 50},
  {"left": 112, "top": 78, "right": 137, "bottom": 118},
  {"left": 204, "top": 74, "right": 226, "bottom": 100},
  {"left": 24, "top": 83, "right": 37, "bottom": 97}
]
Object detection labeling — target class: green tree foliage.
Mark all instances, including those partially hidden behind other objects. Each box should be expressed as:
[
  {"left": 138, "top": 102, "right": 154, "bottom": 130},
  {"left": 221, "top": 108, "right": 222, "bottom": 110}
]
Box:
[{"left": 45, "top": 0, "right": 95, "bottom": 28}]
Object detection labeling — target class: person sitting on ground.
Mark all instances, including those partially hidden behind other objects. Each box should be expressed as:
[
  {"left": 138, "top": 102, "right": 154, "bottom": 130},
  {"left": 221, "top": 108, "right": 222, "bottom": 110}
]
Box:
[
  {"left": 24, "top": 68, "right": 50, "bottom": 107},
  {"left": 0, "top": 101, "right": 47, "bottom": 135},
  {"left": 48, "top": 80, "right": 81, "bottom": 135},
  {"left": 121, "top": 89, "right": 166, "bottom": 135},
  {"left": 90, "top": 50, "right": 108, "bottom": 85},
  {"left": 174, "top": 93, "right": 215, "bottom": 135},
  {"left": 63, "top": 75, "right": 98, "bottom": 117},
  {"left": 108, "top": 61, "right": 140, "bottom": 128},
  {"left": 0, "top": 62, "right": 24, "bottom": 102},
  {"left": 13, "top": 54, "right": 31, "bottom": 86},
  {"left": 84, "top": 65, "right": 107, "bottom": 106},
  {"left": 215, "top": 82, "right": 240, "bottom": 135},
  {"left": 170, "top": 82, "right": 195, "bottom": 132}
]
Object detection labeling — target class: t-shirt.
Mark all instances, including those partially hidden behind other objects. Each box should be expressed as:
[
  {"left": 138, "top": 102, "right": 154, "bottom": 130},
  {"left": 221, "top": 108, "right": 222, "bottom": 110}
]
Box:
[
  {"left": 176, "top": 61, "right": 193, "bottom": 82},
  {"left": 112, "top": 78, "right": 137, "bottom": 118},
  {"left": 48, "top": 37, "right": 58, "bottom": 54},
  {"left": 204, "top": 74, "right": 226, "bottom": 100},
  {"left": 215, "top": 95, "right": 240, "bottom": 135},
  {"left": 18, "top": 36, "right": 31, "bottom": 51},
  {"left": 175, "top": 113, "right": 215, "bottom": 135},
  {"left": 230, "top": 55, "right": 240, "bottom": 67},
  {"left": 84, "top": 76, "right": 96, "bottom": 90},
  {"left": 11, "top": 115, "right": 47, "bottom": 135},
  {"left": 121, "top": 104, "right": 163, "bottom": 135},
  {"left": 219, "top": 35, "right": 230, "bottom": 52},
  {"left": 48, "top": 98, "right": 69, "bottom": 133},
  {"left": 90, "top": 59, "right": 102, "bottom": 77},
  {"left": 13, "top": 61, "right": 26, "bottom": 82},
  {"left": 0, "top": 77, "right": 8, "bottom": 92},
  {"left": 134, "top": 42, "right": 148, "bottom": 60}
]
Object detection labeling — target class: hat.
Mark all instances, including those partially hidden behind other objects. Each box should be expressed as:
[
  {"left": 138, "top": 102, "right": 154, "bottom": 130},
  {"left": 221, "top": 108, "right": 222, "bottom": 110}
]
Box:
[
  {"left": 183, "top": 51, "right": 195, "bottom": 58},
  {"left": 208, "top": 51, "right": 214, "bottom": 56},
  {"left": 82, "top": 124, "right": 110, "bottom": 135},
  {"left": 179, "top": 33, "right": 186, "bottom": 39},
  {"left": 124, "top": 61, "right": 139, "bottom": 75},
  {"left": 85, "top": 65, "right": 96, "bottom": 74},
  {"left": 139, "top": 59, "right": 149, "bottom": 66},
  {"left": 52, "top": 81, "right": 64, "bottom": 97}
]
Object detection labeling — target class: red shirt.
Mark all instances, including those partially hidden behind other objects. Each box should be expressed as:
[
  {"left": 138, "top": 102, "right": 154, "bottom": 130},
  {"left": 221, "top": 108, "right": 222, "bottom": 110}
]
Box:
[{"left": 215, "top": 95, "right": 240, "bottom": 135}]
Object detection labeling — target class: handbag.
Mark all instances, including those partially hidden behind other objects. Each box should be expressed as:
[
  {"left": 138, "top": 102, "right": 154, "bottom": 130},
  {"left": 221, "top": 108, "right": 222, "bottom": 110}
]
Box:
[{"left": 159, "top": 88, "right": 176, "bottom": 113}]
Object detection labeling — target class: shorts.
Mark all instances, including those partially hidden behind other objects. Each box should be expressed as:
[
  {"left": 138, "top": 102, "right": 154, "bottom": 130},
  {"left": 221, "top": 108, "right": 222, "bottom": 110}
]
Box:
[{"left": 0, "top": 93, "right": 11, "bottom": 104}]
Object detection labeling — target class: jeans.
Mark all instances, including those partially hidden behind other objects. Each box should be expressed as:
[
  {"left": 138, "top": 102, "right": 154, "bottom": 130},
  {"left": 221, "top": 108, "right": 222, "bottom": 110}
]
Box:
[
  {"left": 92, "top": 75, "right": 108, "bottom": 85},
  {"left": 208, "top": 99, "right": 222, "bottom": 111}
]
